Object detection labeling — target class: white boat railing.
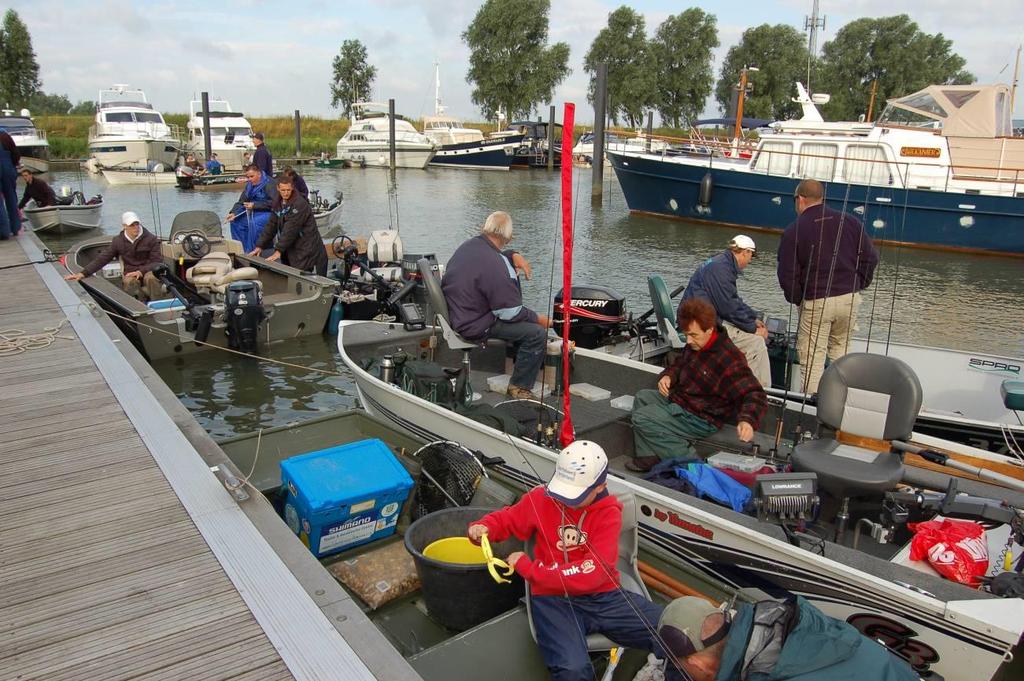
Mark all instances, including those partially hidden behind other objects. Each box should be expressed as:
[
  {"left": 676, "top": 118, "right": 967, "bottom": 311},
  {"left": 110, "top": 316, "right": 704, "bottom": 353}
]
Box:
[{"left": 632, "top": 136, "right": 1024, "bottom": 199}]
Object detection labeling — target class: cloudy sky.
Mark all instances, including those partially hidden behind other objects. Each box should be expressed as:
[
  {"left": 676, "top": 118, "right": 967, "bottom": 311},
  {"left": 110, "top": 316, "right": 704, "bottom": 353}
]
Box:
[{"left": 10, "top": 0, "right": 1024, "bottom": 122}]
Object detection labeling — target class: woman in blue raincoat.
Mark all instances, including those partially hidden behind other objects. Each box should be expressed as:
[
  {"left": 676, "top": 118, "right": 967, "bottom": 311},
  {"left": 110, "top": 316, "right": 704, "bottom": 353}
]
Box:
[{"left": 225, "top": 165, "right": 278, "bottom": 252}]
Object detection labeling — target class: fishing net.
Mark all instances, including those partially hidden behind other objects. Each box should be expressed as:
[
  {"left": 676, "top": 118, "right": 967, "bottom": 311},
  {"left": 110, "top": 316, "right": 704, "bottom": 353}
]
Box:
[
  {"left": 494, "top": 399, "right": 565, "bottom": 448},
  {"left": 411, "top": 441, "right": 486, "bottom": 520}
]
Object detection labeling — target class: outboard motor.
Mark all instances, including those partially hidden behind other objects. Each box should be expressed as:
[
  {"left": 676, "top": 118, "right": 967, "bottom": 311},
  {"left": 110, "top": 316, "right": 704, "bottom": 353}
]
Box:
[
  {"left": 552, "top": 285, "right": 626, "bottom": 349},
  {"left": 224, "top": 280, "right": 265, "bottom": 353}
]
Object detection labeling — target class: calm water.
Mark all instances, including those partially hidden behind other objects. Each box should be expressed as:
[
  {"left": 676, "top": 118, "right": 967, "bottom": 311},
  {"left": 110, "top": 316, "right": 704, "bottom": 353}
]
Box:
[{"left": 37, "top": 166, "right": 1024, "bottom": 438}]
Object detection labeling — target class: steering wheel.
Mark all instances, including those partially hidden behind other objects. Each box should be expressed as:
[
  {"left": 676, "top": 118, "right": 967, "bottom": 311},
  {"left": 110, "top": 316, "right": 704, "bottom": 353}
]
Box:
[
  {"left": 331, "top": 234, "right": 355, "bottom": 259},
  {"left": 181, "top": 231, "right": 211, "bottom": 259}
]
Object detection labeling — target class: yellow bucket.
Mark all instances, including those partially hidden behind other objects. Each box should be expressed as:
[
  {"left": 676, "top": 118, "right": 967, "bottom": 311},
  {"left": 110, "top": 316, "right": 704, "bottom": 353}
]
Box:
[{"left": 423, "top": 536, "right": 488, "bottom": 565}]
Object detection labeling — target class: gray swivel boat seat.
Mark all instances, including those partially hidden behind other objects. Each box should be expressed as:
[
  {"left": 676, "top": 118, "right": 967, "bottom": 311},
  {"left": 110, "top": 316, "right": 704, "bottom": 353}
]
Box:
[
  {"left": 361, "top": 229, "right": 405, "bottom": 283},
  {"left": 525, "top": 493, "right": 651, "bottom": 653},
  {"left": 417, "top": 258, "right": 481, "bottom": 399},
  {"left": 791, "top": 353, "right": 923, "bottom": 541},
  {"left": 648, "top": 274, "right": 684, "bottom": 349}
]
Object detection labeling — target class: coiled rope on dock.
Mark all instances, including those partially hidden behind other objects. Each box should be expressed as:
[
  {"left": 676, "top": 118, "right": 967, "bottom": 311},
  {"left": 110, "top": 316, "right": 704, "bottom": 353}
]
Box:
[{"left": 0, "top": 318, "right": 74, "bottom": 356}]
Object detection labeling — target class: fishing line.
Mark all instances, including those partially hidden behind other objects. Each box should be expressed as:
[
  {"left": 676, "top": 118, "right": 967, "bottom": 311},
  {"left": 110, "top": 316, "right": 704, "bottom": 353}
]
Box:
[{"left": 885, "top": 163, "right": 912, "bottom": 354}]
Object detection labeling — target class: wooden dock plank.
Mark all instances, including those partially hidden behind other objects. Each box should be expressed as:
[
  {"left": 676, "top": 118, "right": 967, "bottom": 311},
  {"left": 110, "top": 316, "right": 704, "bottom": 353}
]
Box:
[
  {"left": 0, "top": 238, "right": 366, "bottom": 681},
  {"left": 32, "top": 614, "right": 287, "bottom": 681}
]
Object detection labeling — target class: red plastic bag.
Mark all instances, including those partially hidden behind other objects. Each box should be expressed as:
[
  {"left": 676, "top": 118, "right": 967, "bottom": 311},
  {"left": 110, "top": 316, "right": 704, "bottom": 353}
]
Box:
[{"left": 908, "top": 518, "right": 988, "bottom": 586}]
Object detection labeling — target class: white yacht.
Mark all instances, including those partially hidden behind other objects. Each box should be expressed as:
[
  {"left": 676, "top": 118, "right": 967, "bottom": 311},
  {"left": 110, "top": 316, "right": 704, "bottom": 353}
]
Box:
[
  {"left": 421, "top": 66, "right": 518, "bottom": 170},
  {"left": 184, "top": 98, "right": 255, "bottom": 171},
  {"left": 87, "top": 85, "right": 180, "bottom": 170},
  {"left": 335, "top": 103, "right": 435, "bottom": 169},
  {"left": 0, "top": 109, "right": 49, "bottom": 173}
]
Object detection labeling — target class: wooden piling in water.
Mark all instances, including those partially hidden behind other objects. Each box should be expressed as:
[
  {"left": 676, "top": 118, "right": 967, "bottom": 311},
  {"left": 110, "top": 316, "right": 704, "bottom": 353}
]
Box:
[{"left": 592, "top": 63, "right": 608, "bottom": 198}]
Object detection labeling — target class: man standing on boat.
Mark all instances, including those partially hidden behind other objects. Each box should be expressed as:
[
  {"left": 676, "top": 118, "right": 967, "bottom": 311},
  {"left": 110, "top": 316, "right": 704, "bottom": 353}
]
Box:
[
  {"left": 777, "top": 179, "right": 879, "bottom": 394},
  {"left": 680, "top": 235, "right": 771, "bottom": 387},
  {"left": 252, "top": 132, "right": 273, "bottom": 177},
  {"left": 64, "top": 211, "right": 164, "bottom": 302},
  {"left": 247, "top": 174, "right": 326, "bottom": 276},
  {"left": 226, "top": 164, "right": 278, "bottom": 253},
  {"left": 442, "top": 211, "right": 551, "bottom": 400},
  {"left": 629, "top": 298, "right": 766, "bottom": 473},
  {"left": 17, "top": 167, "right": 58, "bottom": 211}
]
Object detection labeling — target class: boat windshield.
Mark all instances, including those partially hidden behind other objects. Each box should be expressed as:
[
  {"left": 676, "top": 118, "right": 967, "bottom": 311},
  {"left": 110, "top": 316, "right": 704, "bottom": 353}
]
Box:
[
  {"left": 877, "top": 104, "right": 942, "bottom": 129},
  {"left": 0, "top": 117, "right": 34, "bottom": 131},
  {"left": 136, "top": 112, "right": 165, "bottom": 124}
]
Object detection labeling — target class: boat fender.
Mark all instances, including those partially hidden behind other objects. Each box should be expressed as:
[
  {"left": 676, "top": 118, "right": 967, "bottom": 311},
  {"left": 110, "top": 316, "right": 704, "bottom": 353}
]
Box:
[{"left": 698, "top": 172, "right": 713, "bottom": 209}]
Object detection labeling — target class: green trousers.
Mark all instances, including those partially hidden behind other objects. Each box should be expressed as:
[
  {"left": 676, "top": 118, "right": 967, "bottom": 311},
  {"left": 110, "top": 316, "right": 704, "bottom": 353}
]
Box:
[{"left": 630, "top": 389, "right": 717, "bottom": 460}]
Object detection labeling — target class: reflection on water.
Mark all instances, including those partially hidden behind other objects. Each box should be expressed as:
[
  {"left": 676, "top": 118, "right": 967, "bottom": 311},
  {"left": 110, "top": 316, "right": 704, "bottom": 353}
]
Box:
[{"left": 37, "top": 165, "right": 1024, "bottom": 437}]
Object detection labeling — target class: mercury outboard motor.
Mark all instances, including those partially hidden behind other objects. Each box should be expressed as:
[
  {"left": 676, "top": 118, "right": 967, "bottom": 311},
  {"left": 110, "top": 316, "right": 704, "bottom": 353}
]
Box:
[
  {"left": 552, "top": 285, "right": 626, "bottom": 349},
  {"left": 224, "top": 281, "right": 265, "bottom": 353}
]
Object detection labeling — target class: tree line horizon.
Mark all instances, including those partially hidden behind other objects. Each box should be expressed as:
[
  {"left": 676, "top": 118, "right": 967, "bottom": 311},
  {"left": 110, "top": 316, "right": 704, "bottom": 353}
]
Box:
[{"left": 3, "top": 3, "right": 975, "bottom": 129}]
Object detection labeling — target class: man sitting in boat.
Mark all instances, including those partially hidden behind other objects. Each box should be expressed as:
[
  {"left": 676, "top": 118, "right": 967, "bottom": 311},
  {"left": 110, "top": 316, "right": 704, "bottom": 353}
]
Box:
[
  {"left": 64, "top": 211, "right": 164, "bottom": 302},
  {"left": 628, "top": 298, "right": 766, "bottom": 473},
  {"left": 679, "top": 235, "right": 770, "bottom": 387},
  {"left": 468, "top": 441, "right": 674, "bottom": 681},
  {"left": 657, "top": 595, "right": 919, "bottom": 681},
  {"left": 777, "top": 179, "right": 879, "bottom": 394},
  {"left": 441, "top": 211, "right": 551, "bottom": 400},
  {"left": 17, "top": 167, "right": 58, "bottom": 213},
  {"left": 247, "top": 174, "right": 327, "bottom": 276},
  {"left": 205, "top": 153, "right": 223, "bottom": 175},
  {"left": 225, "top": 164, "right": 278, "bottom": 253}
]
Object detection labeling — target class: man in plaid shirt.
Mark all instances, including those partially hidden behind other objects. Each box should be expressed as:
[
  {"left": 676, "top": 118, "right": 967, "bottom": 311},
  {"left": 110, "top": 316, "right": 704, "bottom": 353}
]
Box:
[{"left": 628, "top": 298, "right": 767, "bottom": 472}]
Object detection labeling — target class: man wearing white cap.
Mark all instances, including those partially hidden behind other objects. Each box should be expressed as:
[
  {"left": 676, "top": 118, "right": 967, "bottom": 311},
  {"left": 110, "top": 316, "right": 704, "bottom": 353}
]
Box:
[
  {"left": 65, "top": 211, "right": 164, "bottom": 301},
  {"left": 468, "top": 441, "right": 668, "bottom": 681},
  {"left": 657, "top": 595, "right": 918, "bottom": 681},
  {"left": 679, "top": 235, "right": 771, "bottom": 388}
]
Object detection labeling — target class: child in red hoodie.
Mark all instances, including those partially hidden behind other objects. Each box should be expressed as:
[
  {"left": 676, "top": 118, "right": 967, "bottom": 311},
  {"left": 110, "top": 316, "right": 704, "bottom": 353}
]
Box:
[{"left": 469, "top": 440, "right": 668, "bottom": 681}]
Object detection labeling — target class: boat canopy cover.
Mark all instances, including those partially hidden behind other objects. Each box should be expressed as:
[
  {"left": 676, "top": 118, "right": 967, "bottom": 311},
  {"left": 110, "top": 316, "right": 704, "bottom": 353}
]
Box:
[
  {"left": 170, "top": 210, "right": 224, "bottom": 239},
  {"left": 692, "top": 117, "right": 771, "bottom": 130},
  {"left": 880, "top": 84, "right": 1013, "bottom": 138}
]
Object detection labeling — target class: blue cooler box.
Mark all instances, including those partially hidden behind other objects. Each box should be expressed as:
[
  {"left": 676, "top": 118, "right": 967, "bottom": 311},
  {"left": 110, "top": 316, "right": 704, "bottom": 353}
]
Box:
[{"left": 280, "top": 438, "right": 414, "bottom": 558}]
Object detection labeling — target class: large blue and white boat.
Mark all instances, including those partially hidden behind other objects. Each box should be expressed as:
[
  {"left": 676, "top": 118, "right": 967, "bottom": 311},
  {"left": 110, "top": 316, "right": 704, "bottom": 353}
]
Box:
[{"left": 608, "top": 83, "right": 1024, "bottom": 256}]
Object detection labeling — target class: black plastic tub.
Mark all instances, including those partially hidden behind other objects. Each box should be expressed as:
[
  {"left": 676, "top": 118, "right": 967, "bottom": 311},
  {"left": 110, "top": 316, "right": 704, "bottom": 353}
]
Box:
[{"left": 405, "top": 507, "right": 525, "bottom": 631}]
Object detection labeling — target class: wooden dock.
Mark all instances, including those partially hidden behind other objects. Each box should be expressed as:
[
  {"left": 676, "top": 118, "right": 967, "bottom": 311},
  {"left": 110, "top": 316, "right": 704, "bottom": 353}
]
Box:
[{"left": 0, "top": 234, "right": 415, "bottom": 680}]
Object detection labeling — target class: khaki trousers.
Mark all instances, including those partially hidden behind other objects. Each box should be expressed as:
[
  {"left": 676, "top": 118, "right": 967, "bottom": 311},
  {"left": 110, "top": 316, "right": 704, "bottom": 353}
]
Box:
[
  {"left": 722, "top": 321, "right": 771, "bottom": 388},
  {"left": 797, "top": 292, "right": 861, "bottom": 394},
  {"left": 123, "top": 271, "right": 164, "bottom": 302}
]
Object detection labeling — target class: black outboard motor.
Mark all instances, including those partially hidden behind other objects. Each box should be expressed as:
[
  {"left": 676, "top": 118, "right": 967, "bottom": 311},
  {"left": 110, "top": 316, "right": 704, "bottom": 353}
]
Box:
[
  {"left": 224, "top": 281, "right": 265, "bottom": 353},
  {"left": 552, "top": 285, "right": 626, "bottom": 349}
]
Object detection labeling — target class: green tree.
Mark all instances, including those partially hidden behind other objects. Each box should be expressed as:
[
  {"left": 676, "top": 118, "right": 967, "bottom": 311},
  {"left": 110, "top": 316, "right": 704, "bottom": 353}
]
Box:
[
  {"left": 462, "top": 0, "right": 570, "bottom": 120},
  {"left": 329, "top": 39, "right": 377, "bottom": 119},
  {"left": 0, "top": 10, "right": 42, "bottom": 108},
  {"left": 27, "top": 91, "right": 72, "bottom": 115},
  {"left": 819, "top": 15, "right": 974, "bottom": 121},
  {"left": 714, "top": 24, "right": 808, "bottom": 120},
  {"left": 650, "top": 8, "right": 719, "bottom": 128},
  {"left": 583, "top": 6, "right": 653, "bottom": 127},
  {"left": 69, "top": 100, "right": 96, "bottom": 115}
]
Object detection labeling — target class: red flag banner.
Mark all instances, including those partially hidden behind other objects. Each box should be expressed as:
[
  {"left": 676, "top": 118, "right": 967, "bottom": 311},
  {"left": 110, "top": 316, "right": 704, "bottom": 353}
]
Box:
[{"left": 559, "top": 103, "right": 575, "bottom": 448}]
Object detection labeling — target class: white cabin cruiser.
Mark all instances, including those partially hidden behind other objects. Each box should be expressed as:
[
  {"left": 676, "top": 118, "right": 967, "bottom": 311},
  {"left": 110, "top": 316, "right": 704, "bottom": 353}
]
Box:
[
  {"left": 87, "top": 85, "right": 180, "bottom": 170},
  {"left": 336, "top": 103, "right": 435, "bottom": 169},
  {"left": 0, "top": 109, "right": 49, "bottom": 173},
  {"left": 184, "top": 98, "right": 255, "bottom": 171}
]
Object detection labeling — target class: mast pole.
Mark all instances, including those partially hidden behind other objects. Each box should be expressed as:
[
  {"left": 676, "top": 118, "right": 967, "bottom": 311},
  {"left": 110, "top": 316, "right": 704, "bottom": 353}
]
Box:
[
  {"left": 434, "top": 63, "right": 442, "bottom": 116},
  {"left": 1011, "top": 44, "right": 1022, "bottom": 120},
  {"left": 804, "top": 0, "right": 826, "bottom": 93}
]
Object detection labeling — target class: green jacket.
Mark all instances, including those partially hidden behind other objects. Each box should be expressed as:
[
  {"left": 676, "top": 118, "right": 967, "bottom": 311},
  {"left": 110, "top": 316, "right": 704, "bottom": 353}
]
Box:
[{"left": 715, "top": 597, "right": 919, "bottom": 681}]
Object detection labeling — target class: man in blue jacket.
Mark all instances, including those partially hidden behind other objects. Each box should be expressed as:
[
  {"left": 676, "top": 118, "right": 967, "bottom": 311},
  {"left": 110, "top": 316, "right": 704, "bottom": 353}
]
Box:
[
  {"left": 680, "top": 235, "right": 770, "bottom": 387},
  {"left": 658, "top": 595, "right": 920, "bottom": 681},
  {"left": 777, "top": 179, "right": 879, "bottom": 393},
  {"left": 442, "top": 211, "right": 551, "bottom": 399}
]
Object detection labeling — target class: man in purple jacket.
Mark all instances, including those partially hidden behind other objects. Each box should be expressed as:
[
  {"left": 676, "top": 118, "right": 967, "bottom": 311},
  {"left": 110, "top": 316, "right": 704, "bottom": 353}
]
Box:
[
  {"left": 442, "top": 211, "right": 551, "bottom": 399},
  {"left": 777, "top": 179, "right": 879, "bottom": 393}
]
